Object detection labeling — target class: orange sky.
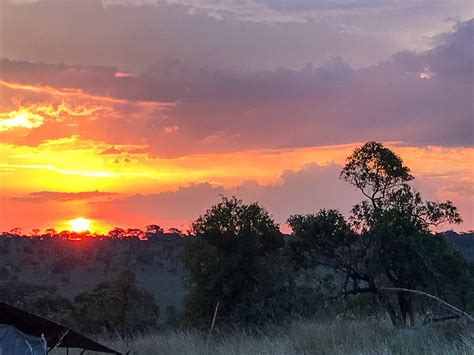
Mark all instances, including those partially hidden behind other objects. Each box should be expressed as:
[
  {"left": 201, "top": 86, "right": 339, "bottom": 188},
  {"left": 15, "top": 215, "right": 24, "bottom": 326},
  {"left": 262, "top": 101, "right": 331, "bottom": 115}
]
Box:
[{"left": 0, "top": 79, "right": 472, "bottom": 232}]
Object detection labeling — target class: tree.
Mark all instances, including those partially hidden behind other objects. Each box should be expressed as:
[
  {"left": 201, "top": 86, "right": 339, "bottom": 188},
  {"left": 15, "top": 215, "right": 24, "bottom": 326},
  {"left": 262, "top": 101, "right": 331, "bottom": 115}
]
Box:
[
  {"left": 340, "top": 141, "right": 413, "bottom": 210},
  {"left": 183, "top": 196, "right": 285, "bottom": 326},
  {"left": 108, "top": 227, "right": 125, "bottom": 239},
  {"left": 145, "top": 224, "right": 164, "bottom": 240},
  {"left": 9, "top": 228, "right": 22, "bottom": 236},
  {"left": 72, "top": 270, "right": 159, "bottom": 338},
  {"left": 288, "top": 142, "right": 471, "bottom": 326},
  {"left": 125, "top": 228, "right": 145, "bottom": 240},
  {"left": 168, "top": 228, "right": 184, "bottom": 236},
  {"left": 44, "top": 228, "right": 57, "bottom": 238}
]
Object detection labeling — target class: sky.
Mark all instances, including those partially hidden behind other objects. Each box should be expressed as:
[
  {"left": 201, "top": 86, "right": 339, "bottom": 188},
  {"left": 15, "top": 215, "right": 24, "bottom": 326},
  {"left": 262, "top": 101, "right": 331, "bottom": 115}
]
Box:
[{"left": 0, "top": 0, "right": 472, "bottom": 233}]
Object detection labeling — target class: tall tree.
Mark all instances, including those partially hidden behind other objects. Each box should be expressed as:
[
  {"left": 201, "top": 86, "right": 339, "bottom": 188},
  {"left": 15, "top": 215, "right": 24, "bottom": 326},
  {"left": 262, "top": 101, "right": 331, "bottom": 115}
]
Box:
[
  {"left": 289, "top": 142, "right": 470, "bottom": 326},
  {"left": 183, "top": 196, "right": 285, "bottom": 326}
]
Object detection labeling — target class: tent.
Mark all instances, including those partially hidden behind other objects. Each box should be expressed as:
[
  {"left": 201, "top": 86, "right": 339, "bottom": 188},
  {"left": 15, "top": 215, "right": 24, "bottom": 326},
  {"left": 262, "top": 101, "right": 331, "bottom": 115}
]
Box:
[
  {"left": 0, "top": 324, "right": 46, "bottom": 354},
  {"left": 0, "top": 302, "right": 120, "bottom": 354}
]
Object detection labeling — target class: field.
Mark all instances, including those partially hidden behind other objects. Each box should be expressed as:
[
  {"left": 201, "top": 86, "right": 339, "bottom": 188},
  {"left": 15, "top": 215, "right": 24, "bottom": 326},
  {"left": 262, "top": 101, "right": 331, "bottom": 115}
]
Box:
[
  {"left": 0, "top": 236, "right": 187, "bottom": 312},
  {"left": 2, "top": 233, "right": 473, "bottom": 354},
  {"left": 48, "top": 319, "right": 474, "bottom": 354}
]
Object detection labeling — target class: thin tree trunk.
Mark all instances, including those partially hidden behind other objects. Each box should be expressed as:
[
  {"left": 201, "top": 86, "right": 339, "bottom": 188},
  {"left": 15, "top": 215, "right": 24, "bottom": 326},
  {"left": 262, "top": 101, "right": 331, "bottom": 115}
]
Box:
[
  {"left": 377, "top": 292, "right": 402, "bottom": 327},
  {"left": 380, "top": 287, "right": 474, "bottom": 323}
]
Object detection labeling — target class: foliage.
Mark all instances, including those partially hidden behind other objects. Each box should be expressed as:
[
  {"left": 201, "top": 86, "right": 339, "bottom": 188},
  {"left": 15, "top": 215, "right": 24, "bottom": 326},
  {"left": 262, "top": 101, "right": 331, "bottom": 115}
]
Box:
[
  {"left": 288, "top": 141, "right": 472, "bottom": 326},
  {"left": 19, "top": 291, "right": 74, "bottom": 322},
  {"left": 72, "top": 270, "right": 160, "bottom": 337},
  {"left": 182, "top": 196, "right": 286, "bottom": 326},
  {"left": 0, "top": 281, "right": 74, "bottom": 324},
  {"left": 340, "top": 141, "right": 413, "bottom": 206}
]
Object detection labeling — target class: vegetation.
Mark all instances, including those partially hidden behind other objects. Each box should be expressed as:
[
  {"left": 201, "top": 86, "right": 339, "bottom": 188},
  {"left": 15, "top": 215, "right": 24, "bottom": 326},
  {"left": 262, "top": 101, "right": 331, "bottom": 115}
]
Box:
[
  {"left": 1, "top": 141, "right": 473, "bottom": 353},
  {"left": 182, "top": 196, "right": 287, "bottom": 326},
  {"left": 287, "top": 142, "right": 471, "bottom": 326},
  {"left": 182, "top": 142, "right": 474, "bottom": 328},
  {"left": 104, "top": 319, "right": 474, "bottom": 355},
  {"left": 71, "top": 270, "right": 160, "bottom": 338}
]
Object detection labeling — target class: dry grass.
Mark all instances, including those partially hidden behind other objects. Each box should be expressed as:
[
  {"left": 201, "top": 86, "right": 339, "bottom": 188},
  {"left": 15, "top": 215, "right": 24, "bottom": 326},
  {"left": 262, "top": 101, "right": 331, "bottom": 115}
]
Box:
[
  {"left": 104, "top": 319, "right": 473, "bottom": 355},
  {"left": 48, "top": 319, "right": 474, "bottom": 354}
]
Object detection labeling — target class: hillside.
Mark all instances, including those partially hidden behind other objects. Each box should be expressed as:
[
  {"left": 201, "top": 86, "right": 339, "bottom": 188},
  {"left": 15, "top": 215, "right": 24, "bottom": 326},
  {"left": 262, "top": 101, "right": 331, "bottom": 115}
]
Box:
[
  {"left": 444, "top": 231, "right": 474, "bottom": 261},
  {"left": 0, "top": 235, "right": 187, "bottom": 313}
]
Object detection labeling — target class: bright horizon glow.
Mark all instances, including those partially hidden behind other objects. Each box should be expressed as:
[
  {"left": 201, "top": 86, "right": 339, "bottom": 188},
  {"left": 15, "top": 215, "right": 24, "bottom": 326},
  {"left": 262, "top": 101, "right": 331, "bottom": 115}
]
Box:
[
  {"left": 69, "top": 218, "right": 91, "bottom": 232},
  {"left": 0, "top": 110, "right": 44, "bottom": 131}
]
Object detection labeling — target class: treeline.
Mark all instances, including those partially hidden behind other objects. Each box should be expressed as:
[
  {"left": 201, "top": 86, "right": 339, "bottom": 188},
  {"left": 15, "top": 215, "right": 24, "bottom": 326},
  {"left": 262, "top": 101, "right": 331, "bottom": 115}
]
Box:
[{"left": 2, "top": 225, "right": 187, "bottom": 241}]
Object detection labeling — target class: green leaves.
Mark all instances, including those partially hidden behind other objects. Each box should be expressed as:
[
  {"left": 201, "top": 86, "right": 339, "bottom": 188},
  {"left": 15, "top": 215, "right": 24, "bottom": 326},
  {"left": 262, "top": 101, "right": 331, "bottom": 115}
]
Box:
[
  {"left": 287, "top": 210, "right": 354, "bottom": 269},
  {"left": 183, "top": 196, "right": 285, "bottom": 326},
  {"left": 341, "top": 141, "right": 413, "bottom": 205}
]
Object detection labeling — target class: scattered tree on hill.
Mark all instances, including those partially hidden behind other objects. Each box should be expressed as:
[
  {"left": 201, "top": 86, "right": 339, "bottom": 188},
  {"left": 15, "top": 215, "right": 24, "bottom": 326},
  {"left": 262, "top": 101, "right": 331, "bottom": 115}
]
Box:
[
  {"left": 125, "top": 228, "right": 145, "bottom": 240},
  {"left": 145, "top": 224, "right": 165, "bottom": 240},
  {"left": 108, "top": 227, "right": 126, "bottom": 239},
  {"left": 44, "top": 228, "right": 57, "bottom": 238}
]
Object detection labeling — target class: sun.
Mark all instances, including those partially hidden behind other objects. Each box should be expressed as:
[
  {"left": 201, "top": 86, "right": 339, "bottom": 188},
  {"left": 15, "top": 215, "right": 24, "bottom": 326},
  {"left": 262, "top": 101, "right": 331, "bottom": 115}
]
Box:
[{"left": 69, "top": 218, "right": 91, "bottom": 232}]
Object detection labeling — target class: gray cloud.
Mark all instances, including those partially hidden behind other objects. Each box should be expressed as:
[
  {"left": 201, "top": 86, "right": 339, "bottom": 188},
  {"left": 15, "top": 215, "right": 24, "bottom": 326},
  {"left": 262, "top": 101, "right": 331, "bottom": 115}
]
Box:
[
  {"left": 0, "top": 19, "right": 472, "bottom": 156},
  {"left": 1, "top": 0, "right": 472, "bottom": 71}
]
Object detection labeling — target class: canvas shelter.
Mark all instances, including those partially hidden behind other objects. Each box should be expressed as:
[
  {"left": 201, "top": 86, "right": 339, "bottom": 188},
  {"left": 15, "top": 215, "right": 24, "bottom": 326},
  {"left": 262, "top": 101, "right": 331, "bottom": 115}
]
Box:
[
  {"left": 0, "top": 324, "right": 46, "bottom": 354},
  {"left": 0, "top": 302, "right": 120, "bottom": 354}
]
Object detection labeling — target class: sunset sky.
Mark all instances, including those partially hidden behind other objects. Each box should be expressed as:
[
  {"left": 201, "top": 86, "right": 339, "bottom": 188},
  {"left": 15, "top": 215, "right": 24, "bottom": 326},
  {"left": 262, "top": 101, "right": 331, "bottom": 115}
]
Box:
[{"left": 0, "top": 0, "right": 472, "bottom": 233}]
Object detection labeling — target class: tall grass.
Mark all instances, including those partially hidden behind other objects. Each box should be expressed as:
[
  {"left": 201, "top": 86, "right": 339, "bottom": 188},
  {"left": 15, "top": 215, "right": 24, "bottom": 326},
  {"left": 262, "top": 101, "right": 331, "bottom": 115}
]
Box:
[
  {"left": 49, "top": 319, "right": 474, "bottom": 354},
  {"left": 106, "top": 319, "right": 473, "bottom": 355}
]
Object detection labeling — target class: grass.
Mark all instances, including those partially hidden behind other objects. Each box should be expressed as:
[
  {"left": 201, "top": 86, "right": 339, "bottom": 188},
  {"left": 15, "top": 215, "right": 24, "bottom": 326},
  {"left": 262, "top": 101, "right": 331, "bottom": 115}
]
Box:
[{"left": 79, "top": 319, "right": 474, "bottom": 355}]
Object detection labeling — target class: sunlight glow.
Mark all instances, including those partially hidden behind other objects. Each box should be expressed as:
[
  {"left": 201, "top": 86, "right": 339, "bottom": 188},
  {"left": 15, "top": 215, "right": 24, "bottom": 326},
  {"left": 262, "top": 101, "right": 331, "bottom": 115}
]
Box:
[
  {"left": 418, "top": 67, "right": 434, "bottom": 79},
  {"left": 69, "top": 218, "right": 91, "bottom": 232},
  {"left": 0, "top": 110, "right": 44, "bottom": 131}
]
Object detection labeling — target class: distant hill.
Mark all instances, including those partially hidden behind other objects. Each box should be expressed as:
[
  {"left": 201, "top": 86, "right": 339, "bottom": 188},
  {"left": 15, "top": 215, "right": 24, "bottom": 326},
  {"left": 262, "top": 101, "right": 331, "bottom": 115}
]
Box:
[
  {"left": 0, "top": 235, "right": 188, "bottom": 314},
  {"left": 444, "top": 231, "right": 474, "bottom": 261}
]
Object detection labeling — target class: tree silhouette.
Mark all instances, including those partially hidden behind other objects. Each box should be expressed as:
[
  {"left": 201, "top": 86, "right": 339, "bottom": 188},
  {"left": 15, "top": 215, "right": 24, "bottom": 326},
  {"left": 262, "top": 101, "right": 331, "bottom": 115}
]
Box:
[
  {"left": 289, "top": 141, "right": 471, "bottom": 326},
  {"left": 183, "top": 196, "right": 285, "bottom": 326}
]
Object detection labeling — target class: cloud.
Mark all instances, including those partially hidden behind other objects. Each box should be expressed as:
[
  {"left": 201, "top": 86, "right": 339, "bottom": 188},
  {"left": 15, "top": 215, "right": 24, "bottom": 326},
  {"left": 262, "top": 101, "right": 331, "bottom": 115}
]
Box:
[
  {"left": 12, "top": 190, "right": 118, "bottom": 203},
  {"left": 1, "top": 144, "right": 472, "bottom": 231},
  {"left": 91, "top": 163, "right": 360, "bottom": 229},
  {"left": 101, "top": 1, "right": 471, "bottom": 25},
  {"left": 80, "top": 158, "right": 474, "bottom": 231},
  {"left": 1, "top": 19, "right": 472, "bottom": 156},
  {"left": 2, "top": 0, "right": 472, "bottom": 72},
  {"left": 12, "top": 191, "right": 117, "bottom": 203},
  {"left": 98, "top": 145, "right": 149, "bottom": 155}
]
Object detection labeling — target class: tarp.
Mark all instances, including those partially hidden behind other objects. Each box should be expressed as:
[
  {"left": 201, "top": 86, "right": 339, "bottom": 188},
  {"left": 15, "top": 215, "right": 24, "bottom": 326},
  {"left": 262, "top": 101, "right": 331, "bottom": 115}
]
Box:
[
  {"left": 0, "top": 302, "right": 120, "bottom": 353},
  {"left": 0, "top": 324, "right": 46, "bottom": 355}
]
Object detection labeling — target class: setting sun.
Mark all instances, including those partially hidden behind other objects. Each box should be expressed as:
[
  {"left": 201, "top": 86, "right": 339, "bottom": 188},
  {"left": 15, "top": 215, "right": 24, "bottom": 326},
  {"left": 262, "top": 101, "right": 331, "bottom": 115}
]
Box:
[{"left": 69, "top": 217, "right": 91, "bottom": 232}]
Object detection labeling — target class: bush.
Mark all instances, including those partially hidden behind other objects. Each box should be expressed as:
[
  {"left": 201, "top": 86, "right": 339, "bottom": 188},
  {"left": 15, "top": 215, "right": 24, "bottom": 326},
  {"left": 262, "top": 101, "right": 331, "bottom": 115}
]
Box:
[{"left": 72, "top": 270, "right": 160, "bottom": 338}]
